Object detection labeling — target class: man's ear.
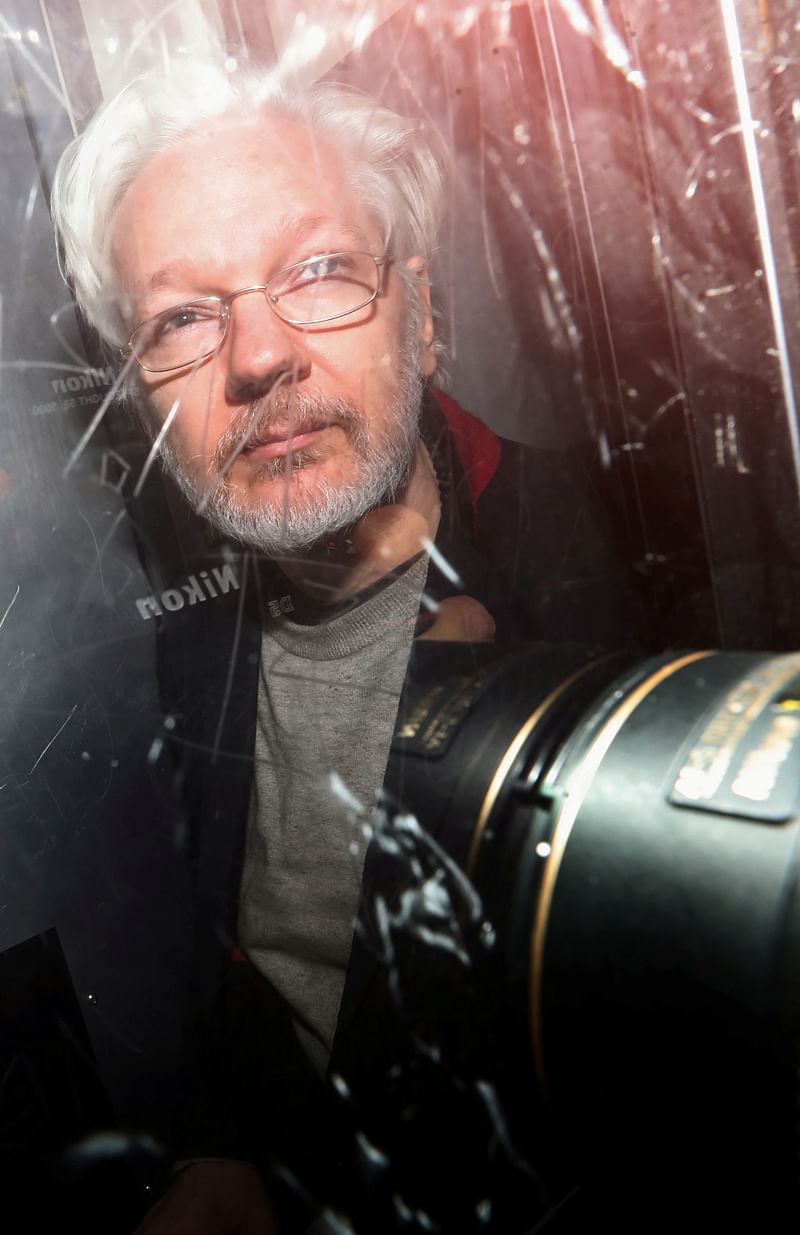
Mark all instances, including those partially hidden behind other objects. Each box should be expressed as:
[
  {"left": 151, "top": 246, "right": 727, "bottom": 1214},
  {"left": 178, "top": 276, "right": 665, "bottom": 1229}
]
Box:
[{"left": 405, "top": 257, "right": 437, "bottom": 377}]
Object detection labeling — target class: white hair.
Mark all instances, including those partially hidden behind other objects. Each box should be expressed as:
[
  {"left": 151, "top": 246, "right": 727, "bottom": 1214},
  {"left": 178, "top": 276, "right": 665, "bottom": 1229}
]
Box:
[{"left": 50, "top": 59, "right": 448, "bottom": 353}]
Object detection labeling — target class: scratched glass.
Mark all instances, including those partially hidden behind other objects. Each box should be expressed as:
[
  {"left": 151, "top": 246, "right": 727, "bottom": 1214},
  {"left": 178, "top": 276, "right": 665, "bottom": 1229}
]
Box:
[
  {"left": 124, "top": 251, "right": 389, "bottom": 372},
  {"left": 5, "top": 1, "right": 800, "bottom": 1232}
]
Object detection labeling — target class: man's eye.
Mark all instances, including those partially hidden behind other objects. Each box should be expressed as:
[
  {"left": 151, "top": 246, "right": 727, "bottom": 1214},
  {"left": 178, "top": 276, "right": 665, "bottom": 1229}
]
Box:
[
  {"left": 303, "top": 255, "right": 347, "bottom": 280},
  {"left": 275, "top": 256, "right": 354, "bottom": 299},
  {"left": 290, "top": 254, "right": 359, "bottom": 288},
  {"left": 155, "top": 304, "right": 217, "bottom": 338}
]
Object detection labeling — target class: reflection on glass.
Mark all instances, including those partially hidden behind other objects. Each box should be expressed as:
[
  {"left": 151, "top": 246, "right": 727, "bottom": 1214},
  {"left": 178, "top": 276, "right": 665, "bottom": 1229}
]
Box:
[{"left": 1, "top": 2, "right": 799, "bottom": 1232}]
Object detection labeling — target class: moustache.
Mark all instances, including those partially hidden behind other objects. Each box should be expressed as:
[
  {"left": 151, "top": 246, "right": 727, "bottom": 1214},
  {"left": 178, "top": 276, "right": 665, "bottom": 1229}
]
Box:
[{"left": 211, "top": 388, "right": 367, "bottom": 476}]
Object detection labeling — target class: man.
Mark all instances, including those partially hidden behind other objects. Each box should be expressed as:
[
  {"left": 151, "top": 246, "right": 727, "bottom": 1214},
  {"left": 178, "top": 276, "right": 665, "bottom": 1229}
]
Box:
[{"left": 52, "top": 59, "right": 635, "bottom": 1233}]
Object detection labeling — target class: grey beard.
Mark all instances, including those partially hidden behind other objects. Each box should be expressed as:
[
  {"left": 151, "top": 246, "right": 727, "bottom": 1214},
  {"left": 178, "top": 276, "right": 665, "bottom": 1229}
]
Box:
[{"left": 159, "top": 362, "right": 424, "bottom": 556}]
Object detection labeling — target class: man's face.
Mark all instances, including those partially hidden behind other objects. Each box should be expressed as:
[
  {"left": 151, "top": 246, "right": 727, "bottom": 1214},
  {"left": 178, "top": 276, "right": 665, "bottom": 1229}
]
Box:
[{"left": 111, "top": 115, "right": 436, "bottom": 552}]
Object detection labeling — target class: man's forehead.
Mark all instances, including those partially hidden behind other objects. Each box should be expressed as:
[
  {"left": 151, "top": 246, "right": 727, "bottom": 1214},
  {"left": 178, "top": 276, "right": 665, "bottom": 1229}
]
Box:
[
  {"left": 111, "top": 118, "right": 383, "bottom": 306},
  {"left": 129, "top": 112, "right": 353, "bottom": 202}
]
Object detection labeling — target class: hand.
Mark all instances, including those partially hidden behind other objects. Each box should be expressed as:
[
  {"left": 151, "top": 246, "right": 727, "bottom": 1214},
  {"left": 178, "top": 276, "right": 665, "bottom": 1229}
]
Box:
[
  {"left": 133, "top": 1160, "right": 280, "bottom": 1234},
  {"left": 416, "top": 595, "right": 496, "bottom": 642}
]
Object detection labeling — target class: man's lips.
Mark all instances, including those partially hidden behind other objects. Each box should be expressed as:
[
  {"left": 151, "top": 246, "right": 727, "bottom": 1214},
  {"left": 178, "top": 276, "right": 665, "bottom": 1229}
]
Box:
[{"left": 243, "top": 424, "right": 332, "bottom": 460}]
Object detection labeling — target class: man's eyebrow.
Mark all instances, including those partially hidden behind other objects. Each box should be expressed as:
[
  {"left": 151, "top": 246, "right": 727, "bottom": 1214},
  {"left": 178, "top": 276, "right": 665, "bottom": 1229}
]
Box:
[
  {"left": 143, "top": 216, "right": 374, "bottom": 298},
  {"left": 144, "top": 264, "right": 197, "bottom": 296},
  {"left": 271, "top": 214, "right": 373, "bottom": 253}
]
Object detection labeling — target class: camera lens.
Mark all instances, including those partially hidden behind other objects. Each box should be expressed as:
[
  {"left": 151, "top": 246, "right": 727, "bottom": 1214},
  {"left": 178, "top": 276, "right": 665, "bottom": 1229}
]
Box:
[{"left": 387, "top": 643, "right": 800, "bottom": 1228}]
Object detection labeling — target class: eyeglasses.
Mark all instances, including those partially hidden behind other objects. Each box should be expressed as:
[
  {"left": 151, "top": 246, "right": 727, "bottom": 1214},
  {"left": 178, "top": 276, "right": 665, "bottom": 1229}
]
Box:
[{"left": 122, "top": 251, "right": 390, "bottom": 374}]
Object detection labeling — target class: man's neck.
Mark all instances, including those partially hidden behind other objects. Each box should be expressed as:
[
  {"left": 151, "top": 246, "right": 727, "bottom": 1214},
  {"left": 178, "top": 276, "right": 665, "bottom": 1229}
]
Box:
[{"left": 278, "top": 440, "right": 441, "bottom": 608}]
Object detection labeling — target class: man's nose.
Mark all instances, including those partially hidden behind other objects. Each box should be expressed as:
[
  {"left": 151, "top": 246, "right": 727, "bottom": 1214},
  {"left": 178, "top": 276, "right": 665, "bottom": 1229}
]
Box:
[{"left": 223, "top": 288, "right": 310, "bottom": 402}]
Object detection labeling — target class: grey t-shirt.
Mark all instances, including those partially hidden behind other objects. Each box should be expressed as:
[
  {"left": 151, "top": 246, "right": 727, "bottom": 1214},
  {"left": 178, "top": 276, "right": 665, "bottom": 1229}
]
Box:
[{"left": 237, "top": 555, "right": 429, "bottom": 1076}]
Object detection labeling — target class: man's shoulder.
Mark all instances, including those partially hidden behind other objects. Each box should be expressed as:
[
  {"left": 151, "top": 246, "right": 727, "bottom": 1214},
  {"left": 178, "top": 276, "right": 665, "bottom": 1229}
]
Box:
[
  {"left": 430, "top": 389, "right": 503, "bottom": 504},
  {"left": 427, "top": 387, "right": 593, "bottom": 530},
  {"left": 428, "top": 387, "right": 578, "bottom": 510},
  {"left": 427, "top": 390, "right": 642, "bottom": 648},
  {"left": 151, "top": 546, "right": 284, "bottom": 754}
]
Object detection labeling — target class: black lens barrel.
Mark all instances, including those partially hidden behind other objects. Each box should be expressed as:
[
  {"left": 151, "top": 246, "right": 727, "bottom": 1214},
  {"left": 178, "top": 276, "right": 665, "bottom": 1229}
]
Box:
[{"left": 388, "top": 644, "right": 800, "bottom": 1229}]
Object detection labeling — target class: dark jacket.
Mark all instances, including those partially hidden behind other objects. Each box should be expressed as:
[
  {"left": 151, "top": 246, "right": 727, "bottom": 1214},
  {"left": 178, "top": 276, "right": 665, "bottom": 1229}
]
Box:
[{"left": 154, "top": 389, "right": 639, "bottom": 1231}]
